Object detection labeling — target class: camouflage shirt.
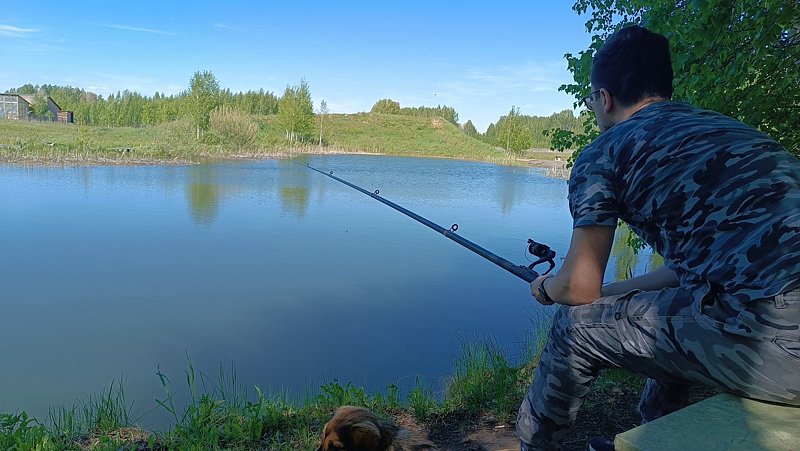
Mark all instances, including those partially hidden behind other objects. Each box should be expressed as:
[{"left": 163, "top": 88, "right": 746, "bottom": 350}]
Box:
[{"left": 569, "top": 101, "right": 800, "bottom": 304}]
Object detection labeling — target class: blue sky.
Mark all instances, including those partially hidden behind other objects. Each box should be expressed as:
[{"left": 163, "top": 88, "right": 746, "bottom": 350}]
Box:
[{"left": 1, "top": 1, "right": 592, "bottom": 132}]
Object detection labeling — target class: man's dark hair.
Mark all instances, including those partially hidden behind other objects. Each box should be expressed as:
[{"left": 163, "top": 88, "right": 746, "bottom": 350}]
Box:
[{"left": 591, "top": 25, "right": 673, "bottom": 106}]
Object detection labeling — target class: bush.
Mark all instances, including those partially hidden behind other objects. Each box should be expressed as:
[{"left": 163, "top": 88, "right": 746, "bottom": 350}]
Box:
[{"left": 209, "top": 105, "right": 258, "bottom": 151}]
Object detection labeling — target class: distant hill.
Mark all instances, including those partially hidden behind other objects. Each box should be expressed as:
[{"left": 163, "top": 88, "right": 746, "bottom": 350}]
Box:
[
  {"left": 0, "top": 112, "right": 569, "bottom": 165},
  {"left": 277, "top": 112, "right": 507, "bottom": 160}
]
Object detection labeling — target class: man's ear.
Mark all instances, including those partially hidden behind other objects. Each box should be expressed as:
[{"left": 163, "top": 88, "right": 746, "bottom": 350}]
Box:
[
  {"left": 350, "top": 421, "right": 381, "bottom": 448},
  {"left": 600, "top": 88, "right": 613, "bottom": 114}
]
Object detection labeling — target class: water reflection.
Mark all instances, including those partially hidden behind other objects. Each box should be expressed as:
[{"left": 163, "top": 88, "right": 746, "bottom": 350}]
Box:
[
  {"left": 188, "top": 179, "right": 221, "bottom": 225},
  {"left": 80, "top": 166, "right": 92, "bottom": 192},
  {"left": 0, "top": 155, "right": 612, "bottom": 428},
  {"left": 496, "top": 166, "right": 522, "bottom": 214},
  {"left": 278, "top": 159, "right": 312, "bottom": 217}
]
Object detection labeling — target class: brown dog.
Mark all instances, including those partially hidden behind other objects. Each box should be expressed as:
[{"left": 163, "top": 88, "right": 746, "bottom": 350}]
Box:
[{"left": 316, "top": 405, "right": 438, "bottom": 451}]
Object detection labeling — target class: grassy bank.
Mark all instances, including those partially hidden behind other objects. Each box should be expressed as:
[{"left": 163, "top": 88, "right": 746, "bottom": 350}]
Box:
[
  {"left": 0, "top": 321, "right": 657, "bottom": 451},
  {"left": 0, "top": 115, "right": 570, "bottom": 167},
  {"left": 1, "top": 333, "right": 550, "bottom": 450}
]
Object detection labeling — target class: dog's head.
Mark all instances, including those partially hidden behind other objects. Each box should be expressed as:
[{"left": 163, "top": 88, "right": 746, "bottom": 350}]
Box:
[{"left": 316, "top": 405, "right": 399, "bottom": 451}]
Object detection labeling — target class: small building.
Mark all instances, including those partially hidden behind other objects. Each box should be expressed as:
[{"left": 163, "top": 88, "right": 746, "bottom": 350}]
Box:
[
  {"left": 0, "top": 93, "right": 74, "bottom": 123},
  {"left": 57, "top": 110, "right": 74, "bottom": 123}
]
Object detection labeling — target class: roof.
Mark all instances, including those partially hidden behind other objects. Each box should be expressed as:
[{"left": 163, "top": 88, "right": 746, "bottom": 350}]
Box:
[{"left": 1, "top": 93, "right": 63, "bottom": 111}]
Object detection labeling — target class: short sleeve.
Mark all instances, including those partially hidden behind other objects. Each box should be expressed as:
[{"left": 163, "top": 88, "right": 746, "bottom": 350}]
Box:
[{"left": 568, "top": 143, "right": 619, "bottom": 228}]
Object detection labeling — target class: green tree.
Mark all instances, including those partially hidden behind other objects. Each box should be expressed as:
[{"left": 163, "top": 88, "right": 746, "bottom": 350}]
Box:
[
  {"left": 317, "top": 99, "right": 329, "bottom": 146},
  {"left": 553, "top": 0, "right": 800, "bottom": 157},
  {"left": 188, "top": 70, "right": 221, "bottom": 140},
  {"left": 30, "top": 93, "right": 50, "bottom": 120},
  {"left": 371, "top": 98, "right": 401, "bottom": 114},
  {"left": 12, "top": 84, "right": 37, "bottom": 95},
  {"left": 497, "top": 106, "right": 532, "bottom": 152},
  {"left": 277, "top": 79, "right": 314, "bottom": 143},
  {"left": 462, "top": 120, "right": 479, "bottom": 138},
  {"left": 398, "top": 104, "right": 459, "bottom": 125}
]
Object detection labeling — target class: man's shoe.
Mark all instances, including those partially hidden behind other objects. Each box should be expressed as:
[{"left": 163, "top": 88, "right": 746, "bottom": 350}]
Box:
[{"left": 588, "top": 436, "right": 615, "bottom": 451}]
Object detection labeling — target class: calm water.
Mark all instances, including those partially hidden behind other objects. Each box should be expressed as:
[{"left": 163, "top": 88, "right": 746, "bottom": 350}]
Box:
[{"left": 1, "top": 155, "right": 619, "bottom": 427}]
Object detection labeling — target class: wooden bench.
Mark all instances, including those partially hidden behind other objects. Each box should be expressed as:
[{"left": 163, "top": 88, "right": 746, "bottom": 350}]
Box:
[{"left": 615, "top": 393, "right": 800, "bottom": 450}]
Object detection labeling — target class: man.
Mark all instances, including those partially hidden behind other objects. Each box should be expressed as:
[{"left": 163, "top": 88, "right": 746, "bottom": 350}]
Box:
[{"left": 516, "top": 25, "right": 800, "bottom": 450}]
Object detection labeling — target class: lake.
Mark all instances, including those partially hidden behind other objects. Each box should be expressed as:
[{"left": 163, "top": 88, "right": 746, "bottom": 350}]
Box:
[{"left": 0, "top": 155, "right": 638, "bottom": 428}]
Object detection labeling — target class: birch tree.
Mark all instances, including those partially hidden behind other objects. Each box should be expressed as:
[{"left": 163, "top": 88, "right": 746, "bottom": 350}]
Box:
[
  {"left": 277, "top": 79, "right": 314, "bottom": 143},
  {"left": 188, "top": 71, "right": 221, "bottom": 140},
  {"left": 317, "top": 99, "right": 329, "bottom": 146}
]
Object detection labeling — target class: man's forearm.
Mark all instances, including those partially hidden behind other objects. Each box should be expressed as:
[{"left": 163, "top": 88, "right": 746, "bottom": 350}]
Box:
[{"left": 600, "top": 264, "right": 679, "bottom": 297}]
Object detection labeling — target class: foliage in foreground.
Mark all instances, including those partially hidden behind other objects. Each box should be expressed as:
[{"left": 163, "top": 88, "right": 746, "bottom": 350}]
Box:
[{"left": 551, "top": 0, "right": 800, "bottom": 158}]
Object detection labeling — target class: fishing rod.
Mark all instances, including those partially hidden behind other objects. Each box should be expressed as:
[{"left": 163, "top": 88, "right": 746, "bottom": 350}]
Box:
[{"left": 297, "top": 161, "right": 556, "bottom": 283}]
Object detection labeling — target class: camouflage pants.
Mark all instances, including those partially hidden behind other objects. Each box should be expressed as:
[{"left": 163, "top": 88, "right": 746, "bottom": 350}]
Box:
[{"left": 516, "top": 286, "right": 800, "bottom": 450}]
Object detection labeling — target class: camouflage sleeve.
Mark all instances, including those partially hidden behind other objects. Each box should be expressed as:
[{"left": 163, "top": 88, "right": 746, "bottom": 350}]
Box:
[{"left": 568, "top": 141, "right": 620, "bottom": 228}]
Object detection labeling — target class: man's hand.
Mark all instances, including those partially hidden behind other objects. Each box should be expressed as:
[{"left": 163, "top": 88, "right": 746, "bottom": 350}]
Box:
[
  {"left": 531, "top": 274, "right": 556, "bottom": 306},
  {"left": 532, "top": 225, "right": 615, "bottom": 306}
]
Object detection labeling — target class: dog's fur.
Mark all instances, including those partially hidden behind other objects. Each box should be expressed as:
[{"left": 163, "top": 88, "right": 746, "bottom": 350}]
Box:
[{"left": 316, "top": 405, "right": 437, "bottom": 451}]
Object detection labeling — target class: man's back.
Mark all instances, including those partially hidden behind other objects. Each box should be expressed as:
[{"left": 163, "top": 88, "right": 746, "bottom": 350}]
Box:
[{"left": 569, "top": 101, "right": 800, "bottom": 301}]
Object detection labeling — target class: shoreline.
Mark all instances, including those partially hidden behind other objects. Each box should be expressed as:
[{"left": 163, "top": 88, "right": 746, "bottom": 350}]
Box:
[{"left": 0, "top": 147, "right": 569, "bottom": 170}]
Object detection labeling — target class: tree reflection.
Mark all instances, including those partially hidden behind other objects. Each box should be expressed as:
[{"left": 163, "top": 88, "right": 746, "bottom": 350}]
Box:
[
  {"left": 278, "top": 158, "right": 311, "bottom": 217},
  {"left": 187, "top": 166, "right": 220, "bottom": 225},
  {"left": 496, "top": 167, "right": 519, "bottom": 214},
  {"left": 279, "top": 186, "right": 310, "bottom": 216}
]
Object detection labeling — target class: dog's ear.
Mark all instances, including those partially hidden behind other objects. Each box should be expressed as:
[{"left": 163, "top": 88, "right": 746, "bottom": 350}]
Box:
[{"left": 350, "top": 420, "right": 382, "bottom": 449}]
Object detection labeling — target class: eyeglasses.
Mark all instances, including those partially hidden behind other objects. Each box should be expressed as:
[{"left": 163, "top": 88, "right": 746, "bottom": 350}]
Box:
[{"left": 582, "top": 89, "right": 601, "bottom": 111}]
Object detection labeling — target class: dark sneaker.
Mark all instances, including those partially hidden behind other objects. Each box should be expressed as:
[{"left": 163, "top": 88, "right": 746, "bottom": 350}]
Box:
[{"left": 588, "top": 436, "right": 615, "bottom": 451}]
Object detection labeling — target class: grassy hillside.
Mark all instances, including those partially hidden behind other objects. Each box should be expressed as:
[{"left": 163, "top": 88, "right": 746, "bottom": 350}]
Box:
[
  {"left": 317, "top": 113, "right": 507, "bottom": 159},
  {"left": 0, "top": 113, "right": 566, "bottom": 165},
  {"left": 257, "top": 112, "right": 517, "bottom": 163}
]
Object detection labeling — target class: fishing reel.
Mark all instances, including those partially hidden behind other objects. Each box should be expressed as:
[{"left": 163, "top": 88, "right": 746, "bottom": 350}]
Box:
[{"left": 526, "top": 239, "right": 556, "bottom": 275}]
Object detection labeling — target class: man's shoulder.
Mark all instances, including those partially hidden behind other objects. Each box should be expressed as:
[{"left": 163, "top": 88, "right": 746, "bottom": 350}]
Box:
[
  {"left": 637, "top": 101, "right": 766, "bottom": 138},
  {"left": 633, "top": 101, "right": 728, "bottom": 133},
  {"left": 610, "top": 101, "right": 779, "bottom": 156}
]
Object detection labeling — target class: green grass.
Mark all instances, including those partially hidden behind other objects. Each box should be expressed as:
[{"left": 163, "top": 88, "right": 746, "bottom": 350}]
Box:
[
  {"left": 47, "top": 380, "right": 132, "bottom": 444},
  {"left": 0, "top": 412, "right": 53, "bottom": 450},
  {"left": 0, "top": 114, "right": 571, "bottom": 166},
  {"left": 317, "top": 113, "right": 510, "bottom": 161},
  {"left": 0, "top": 314, "right": 646, "bottom": 450},
  {"left": 0, "top": 315, "right": 567, "bottom": 450},
  {"left": 0, "top": 119, "right": 231, "bottom": 164}
]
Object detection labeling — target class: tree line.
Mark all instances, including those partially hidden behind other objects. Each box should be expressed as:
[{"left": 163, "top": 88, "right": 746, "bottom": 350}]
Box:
[
  {"left": 482, "top": 107, "right": 584, "bottom": 152},
  {"left": 370, "top": 98, "right": 583, "bottom": 152},
  {"left": 370, "top": 99, "right": 459, "bottom": 125},
  {"left": 8, "top": 77, "right": 582, "bottom": 152},
  {"left": 9, "top": 81, "right": 280, "bottom": 129}
]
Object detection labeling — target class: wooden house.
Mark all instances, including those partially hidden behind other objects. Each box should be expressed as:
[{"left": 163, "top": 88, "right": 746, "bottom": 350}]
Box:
[{"left": 0, "top": 93, "right": 74, "bottom": 123}]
